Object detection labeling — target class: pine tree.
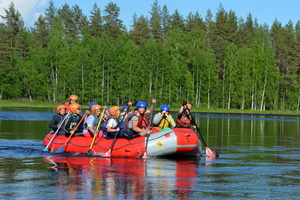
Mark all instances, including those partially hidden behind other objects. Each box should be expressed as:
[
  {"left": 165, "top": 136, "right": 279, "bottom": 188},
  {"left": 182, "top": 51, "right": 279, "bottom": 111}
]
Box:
[
  {"left": 0, "top": 2, "right": 24, "bottom": 98},
  {"left": 89, "top": 3, "right": 102, "bottom": 38},
  {"left": 44, "top": 0, "right": 57, "bottom": 29},
  {"left": 161, "top": 5, "right": 171, "bottom": 40},
  {"left": 169, "top": 9, "right": 185, "bottom": 31},
  {"left": 186, "top": 11, "right": 205, "bottom": 33},
  {"left": 33, "top": 15, "right": 49, "bottom": 48},
  {"left": 149, "top": 0, "right": 162, "bottom": 41},
  {"left": 103, "top": 2, "right": 125, "bottom": 39},
  {"left": 130, "top": 14, "right": 151, "bottom": 45}
]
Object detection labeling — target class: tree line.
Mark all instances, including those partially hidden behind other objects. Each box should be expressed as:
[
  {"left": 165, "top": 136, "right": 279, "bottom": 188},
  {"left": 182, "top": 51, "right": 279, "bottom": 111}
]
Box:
[{"left": 0, "top": 1, "right": 299, "bottom": 111}]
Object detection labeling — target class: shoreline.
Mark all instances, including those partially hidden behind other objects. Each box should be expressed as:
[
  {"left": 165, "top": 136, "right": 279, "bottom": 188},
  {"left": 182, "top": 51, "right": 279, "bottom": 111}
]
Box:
[{"left": 1, "top": 100, "right": 299, "bottom": 116}]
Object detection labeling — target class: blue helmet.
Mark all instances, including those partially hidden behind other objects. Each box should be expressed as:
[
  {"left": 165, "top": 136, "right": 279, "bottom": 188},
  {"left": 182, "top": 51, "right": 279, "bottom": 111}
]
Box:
[
  {"left": 136, "top": 101, "right": 147, "bottom": 109},
  {"left": 89, "top": 102, "right": 98, "bottom": 110},
  {"left": 121, "top": 106, "right": 128, "bottom": 112},
  {"left": 160, "top": 105, "right": 170, "bottom": 112}
]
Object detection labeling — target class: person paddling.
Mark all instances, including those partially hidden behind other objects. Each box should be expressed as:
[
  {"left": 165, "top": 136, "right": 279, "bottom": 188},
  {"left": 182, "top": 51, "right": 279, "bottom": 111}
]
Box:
[
  {"left": 105, "top": 106, "right": 122, "bottom": 139},
  {"left": 119, "top": 101, "right": 133, "bottom": 134},
  {"left": 48, "top": 105, "right": 68, "bottom": 135},
  {"left": 62, "top": 103, "right": 83, "bottom": 137},
  {"left": 176, "top": 102, "right": 196, "bottom": 129},
  {"left": 64, "top": 95, "right": 78, "bottom": 113},
  {"left": 83, "top": 104, "right": 102, "bottom": 138},
  {"left": 153, "top": 105, "right": 176, "bottom": 130},
  {"left": 124, "top": 101, "right": 152, "bottom": 139}
]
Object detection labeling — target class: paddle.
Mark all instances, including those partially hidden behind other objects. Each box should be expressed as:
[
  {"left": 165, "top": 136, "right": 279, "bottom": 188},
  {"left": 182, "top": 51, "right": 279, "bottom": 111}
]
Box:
[
  {"left": 104, "top": 104, "right": 131, "bottom": 157},
  {"left": 43, "top": 112, "right": 70, "bottom": 151},
  {"left": 55, "top": 112, "right": 87, "bottom": 153},
  {"left": 86, "top": 108, "right": 106, "bottom": 154},
  {"left": 142, "top": 100, "right": 155, "bottom": 159},
  {"left": 186, "top": 108, "right": 218, "bottom": 158}
]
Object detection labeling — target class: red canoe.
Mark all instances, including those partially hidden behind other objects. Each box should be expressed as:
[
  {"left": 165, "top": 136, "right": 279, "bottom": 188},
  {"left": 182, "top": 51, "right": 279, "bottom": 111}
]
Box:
[{"left": 43, "top": 128, "right": 202, "bottom": 158}]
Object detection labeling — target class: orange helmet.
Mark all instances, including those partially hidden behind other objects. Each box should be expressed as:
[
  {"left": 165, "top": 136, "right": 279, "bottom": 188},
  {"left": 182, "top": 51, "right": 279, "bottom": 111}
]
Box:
[
  {"left": 56, "top": 105, "right": 66, "bottom": 114},
  {"left": 69, "top": 95, "right": 78, "bottom": 101},
  {"left": 110, "top": 106, "right": 120, "bottom": 116},
  {"left": 91, "top": 104, "right": 101, "bottom": 114},
  {"left": 185, "top": 103, "right": 192, "bottom": 109},
  {"left": 69, "top": 103, "right": 81, "bottom": 114}
]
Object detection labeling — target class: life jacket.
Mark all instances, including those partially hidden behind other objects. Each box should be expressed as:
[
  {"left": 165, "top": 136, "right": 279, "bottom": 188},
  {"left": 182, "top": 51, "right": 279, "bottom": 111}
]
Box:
[
  {"left": 104, "top": 118, "right": 121, "bottom": 139},
  {"left": 69, "top": 113, "right": 81, "bottom": 130},
  {"left": 83, "top": 114, "right": 100, "bottom": 130},
  {"left": 157, "top": 113, "right": 175, "bottom": 129},
  {"left": 64, "top": 102, "right": 70, "bottom": 113},
  {"left": 142, "top": 114, "right": 150, "bottom": 127},
  {"left": 50, "top": 114, "right": 67, "bottom": 133},
  {"left": 54, "top": 113, "right": 66, "bottom": 124},
  {"left": 176, "top": 114, "right": 192, "bottom": 128},
  {"left": 124, "top": 110, "right": 145, "bottom": 139}
]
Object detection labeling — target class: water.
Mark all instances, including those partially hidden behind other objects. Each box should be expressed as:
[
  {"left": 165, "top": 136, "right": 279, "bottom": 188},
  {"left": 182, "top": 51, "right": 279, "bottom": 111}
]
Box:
[{"left": 0, "top": 107, "right": 300, "bottom": 199}]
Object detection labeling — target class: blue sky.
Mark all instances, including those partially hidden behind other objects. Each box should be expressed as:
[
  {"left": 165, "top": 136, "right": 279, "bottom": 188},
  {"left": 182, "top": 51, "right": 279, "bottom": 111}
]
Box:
[{"left": 0, "top": 0, "right": 299, "bottom": 29}]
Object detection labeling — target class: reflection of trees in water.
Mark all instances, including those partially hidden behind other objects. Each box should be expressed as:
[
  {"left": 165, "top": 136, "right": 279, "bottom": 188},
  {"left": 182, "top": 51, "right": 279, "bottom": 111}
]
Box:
[{"left": 45, "top": 156, "right": 200, "bottom": 199}]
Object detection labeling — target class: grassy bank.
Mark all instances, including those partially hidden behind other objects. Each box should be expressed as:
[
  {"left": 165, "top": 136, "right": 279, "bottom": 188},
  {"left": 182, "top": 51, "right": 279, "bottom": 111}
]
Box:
[{"left": 1, "top": 100, "right": 300, "bottom": 116}]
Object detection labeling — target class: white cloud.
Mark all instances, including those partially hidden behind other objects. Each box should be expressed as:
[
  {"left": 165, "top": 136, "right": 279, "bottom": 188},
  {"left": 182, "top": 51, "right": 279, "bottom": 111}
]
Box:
[{"left": 0, "top": 0, "right": 49, "bottom": 28}]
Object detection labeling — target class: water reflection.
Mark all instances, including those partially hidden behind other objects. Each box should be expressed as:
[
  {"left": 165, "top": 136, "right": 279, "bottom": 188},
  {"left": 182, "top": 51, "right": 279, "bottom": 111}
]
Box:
[
  {"left": 2, "top": 108, "right": 300, "bottom": 199},
  {"left": 44, "top": 156, "right": 200, "bottom": 199}
]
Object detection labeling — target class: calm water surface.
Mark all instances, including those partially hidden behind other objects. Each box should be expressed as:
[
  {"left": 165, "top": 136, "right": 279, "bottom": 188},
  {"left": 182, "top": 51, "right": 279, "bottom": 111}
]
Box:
[{"left": 0, "top": 107, "right": 300, "bottom": 199}]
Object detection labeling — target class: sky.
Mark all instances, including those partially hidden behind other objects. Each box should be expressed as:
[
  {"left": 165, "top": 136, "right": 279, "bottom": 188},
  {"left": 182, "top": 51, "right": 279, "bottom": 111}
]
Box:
[{"left": 0, "top": 0, "right": 300, "bottom": 29}]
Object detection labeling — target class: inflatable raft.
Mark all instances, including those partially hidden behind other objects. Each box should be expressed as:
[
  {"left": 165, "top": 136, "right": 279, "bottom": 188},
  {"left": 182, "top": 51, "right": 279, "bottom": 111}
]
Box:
[{"left": 43, "top": 128, "right": 202, "bottom": 158}]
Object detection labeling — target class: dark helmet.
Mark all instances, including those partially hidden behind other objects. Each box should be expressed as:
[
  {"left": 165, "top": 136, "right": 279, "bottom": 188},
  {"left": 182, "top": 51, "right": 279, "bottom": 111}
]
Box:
[
  {"left": 136, "top": 101, "right": 147, "bottom": 109},
  {"left": 160, "top": 105, "right": 170, "bottom": 112}
]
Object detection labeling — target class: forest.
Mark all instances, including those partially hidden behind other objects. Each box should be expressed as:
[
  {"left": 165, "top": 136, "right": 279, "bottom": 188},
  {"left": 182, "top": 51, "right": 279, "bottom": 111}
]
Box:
[{"left": 0, "top": 1, "right": 299, "bottom": 111}]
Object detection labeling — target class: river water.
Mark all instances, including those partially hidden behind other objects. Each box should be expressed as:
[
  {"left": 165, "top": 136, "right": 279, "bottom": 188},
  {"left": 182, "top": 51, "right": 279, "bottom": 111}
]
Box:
[{"left": 0, "top": 107, "right": 300, "bottom": 199}]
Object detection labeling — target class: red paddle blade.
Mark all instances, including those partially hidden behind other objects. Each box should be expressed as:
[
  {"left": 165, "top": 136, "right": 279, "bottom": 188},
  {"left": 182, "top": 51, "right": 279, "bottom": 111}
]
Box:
[{"left": 206, "top": 147, "right": 217, "bottom": 158}]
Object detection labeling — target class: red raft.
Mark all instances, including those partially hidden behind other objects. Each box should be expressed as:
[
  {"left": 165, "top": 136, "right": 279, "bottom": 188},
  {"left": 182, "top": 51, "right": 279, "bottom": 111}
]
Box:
[{"left": 43, "top": 128, "right": 202, "bottom": 158}]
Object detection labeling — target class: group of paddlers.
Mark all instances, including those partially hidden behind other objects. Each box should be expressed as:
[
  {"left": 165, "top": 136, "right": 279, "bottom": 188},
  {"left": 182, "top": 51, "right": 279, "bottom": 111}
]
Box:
[{"left": 48, "top": 95, "right": 197, "bottom": 140}]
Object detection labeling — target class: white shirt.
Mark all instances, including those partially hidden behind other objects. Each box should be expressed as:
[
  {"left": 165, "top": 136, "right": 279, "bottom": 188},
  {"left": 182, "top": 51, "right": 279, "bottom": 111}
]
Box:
[
  {"left": 83, "top": 115, "right": 95, "bottom": 134},
  {"left": 106, "top": 118, "right": 119, "bottom": 129}
]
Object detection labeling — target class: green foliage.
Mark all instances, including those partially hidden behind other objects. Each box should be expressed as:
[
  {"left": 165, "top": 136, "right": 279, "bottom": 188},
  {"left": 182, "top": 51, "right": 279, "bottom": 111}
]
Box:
[{"left": 0, "top": 1, "right": 299, "bottom": 112}]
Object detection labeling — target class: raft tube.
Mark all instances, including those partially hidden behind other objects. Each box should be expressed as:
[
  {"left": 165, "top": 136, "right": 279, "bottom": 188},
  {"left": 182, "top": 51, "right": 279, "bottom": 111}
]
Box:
[{"left": 43, "top": 128, "right": 202, "bottom": 158}]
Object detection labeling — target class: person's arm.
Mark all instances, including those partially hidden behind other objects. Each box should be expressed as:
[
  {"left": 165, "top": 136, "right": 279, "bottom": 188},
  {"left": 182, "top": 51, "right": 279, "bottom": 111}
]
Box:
[
  {"left": 166, "top": 114, "right": 176, "bottom": 128},
  {"left": 132, "top": 119, "right": 151, "bottom": 136},
  {"left": 86, "top": 115, "right": 98, "bottom": 133},
  {"left": 153, "top": 113, "right": 163, "bottom": 125},
  {"left": 178, "top": 106, "right": 184, "bottom": 118},
  {"left": 49, "top": 115, "right": 59, "bottom": 130},
  {"left": 186, "top": 109, "right": 197, "bottom": 129},
  {"left": 107, "top": 119, "right": 120, "bottom": 132}
]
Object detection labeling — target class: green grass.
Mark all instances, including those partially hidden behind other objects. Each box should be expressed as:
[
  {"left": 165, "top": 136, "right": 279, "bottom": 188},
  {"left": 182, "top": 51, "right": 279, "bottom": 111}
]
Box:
[
  {"left": 0, "top": 100, "right": 57, "bottom": 108},
  {"left": 1, "top": 99, "right": 300, "bottom": 115}
]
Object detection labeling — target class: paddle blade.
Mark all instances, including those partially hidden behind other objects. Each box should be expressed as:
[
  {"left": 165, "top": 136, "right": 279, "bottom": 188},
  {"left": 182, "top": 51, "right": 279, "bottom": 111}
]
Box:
[
  {"left": 42, "top": 146, "right": 49, "bottom": 151},
  {"left": 142, "top": 152, "right": 148, "bottom": 159},
  {"left": 55, "top": 146, "right": 65, "bottom": 153},
  {"left": 85, "top": 148, "right": 96, "bottom": 155},
  {"left": 206, "top": 147, "right": 217, "bottom": 158},
  {"left": 103, "top": 149, "right": 111, "bottom": 157}
]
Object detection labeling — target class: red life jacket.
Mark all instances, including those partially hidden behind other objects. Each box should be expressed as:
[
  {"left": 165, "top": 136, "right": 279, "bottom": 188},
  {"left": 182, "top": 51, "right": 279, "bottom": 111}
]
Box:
[
  {"left": 176, "top": 114, "right": 192, "bottom": 128},
  {"left": 64, "top": 102, "right": 70, "bottom": 113},
  {"left": 130, "top": 111, "right": 144, "bottom": 128},
  {"left": 124, "top": 110, "right": 146, "bottom": 139}
]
